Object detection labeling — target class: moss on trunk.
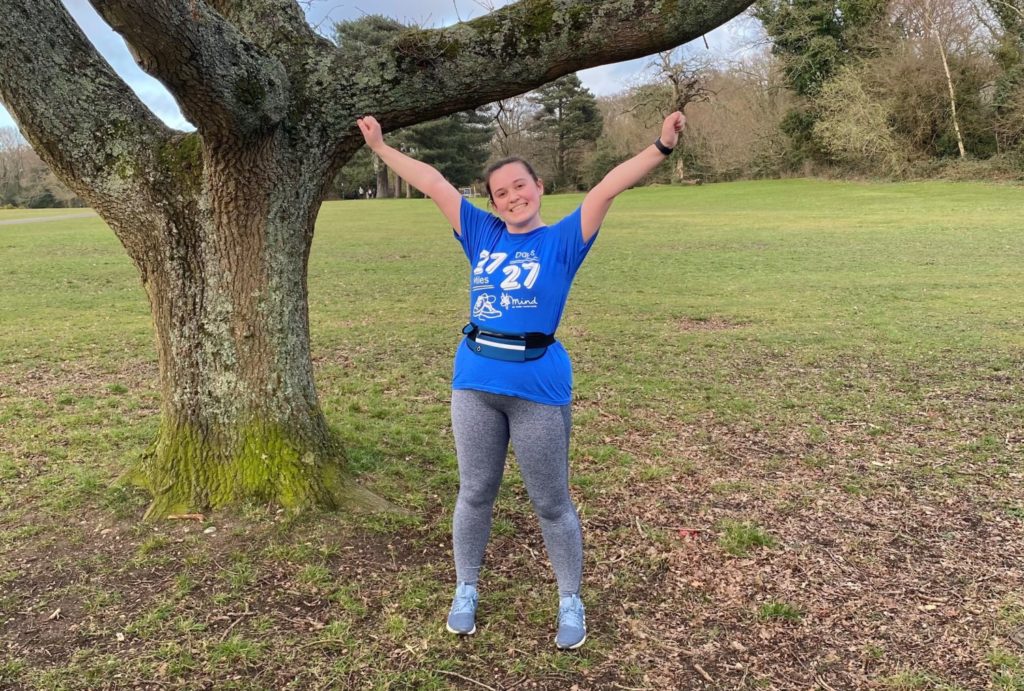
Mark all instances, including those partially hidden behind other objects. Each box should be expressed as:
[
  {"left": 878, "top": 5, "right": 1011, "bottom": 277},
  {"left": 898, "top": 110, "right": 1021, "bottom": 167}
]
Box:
[{"left": 128, "top": 417, "right": 391, "bottom": 520}]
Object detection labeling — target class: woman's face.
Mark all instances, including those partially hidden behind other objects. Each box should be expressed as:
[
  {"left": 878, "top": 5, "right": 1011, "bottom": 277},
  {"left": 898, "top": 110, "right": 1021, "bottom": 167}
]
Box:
[{"left": 488, "top": 162, "right": 544, "bottom": 230}]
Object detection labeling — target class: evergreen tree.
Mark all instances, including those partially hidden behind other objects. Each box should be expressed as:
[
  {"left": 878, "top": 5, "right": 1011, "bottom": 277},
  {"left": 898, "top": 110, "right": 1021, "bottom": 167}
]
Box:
[
  {"left": 528, "top": 74, "right": 603, "bottom": 190},
  {"left": 756, "top": 0, "right": 890, "bottom": 97},
  {"left": 331, "top": 146, "right": 375, "bottom": 199},
  {"left": 404, "top": 108, "right": 494, "bottom": 189},
  {"left": 335, "top": 14, "right": 406, "bottom": 59}
]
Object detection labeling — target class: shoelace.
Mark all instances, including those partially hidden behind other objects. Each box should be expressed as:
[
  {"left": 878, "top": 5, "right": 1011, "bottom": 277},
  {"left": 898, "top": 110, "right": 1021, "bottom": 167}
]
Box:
[
  {"left": 558, "top": 599, "right": 585, "bottom": 629},
  {"left": 451, "top": 592, "right": 476, "bottom": 615}
]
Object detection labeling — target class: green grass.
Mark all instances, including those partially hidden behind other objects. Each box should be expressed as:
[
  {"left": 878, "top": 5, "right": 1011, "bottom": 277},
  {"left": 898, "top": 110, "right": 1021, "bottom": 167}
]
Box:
[
  {"left": 1, "top": 180, "right": 1023, "bottom": 689},
  {"left": 718, "top": 519, "right": 777, "bottom": 556},
  {"left": 879, "top": 670, "right": 968, "bottom": 690},
  {"left": 757, "top": 601, "right": 802, "bottom": 621}
]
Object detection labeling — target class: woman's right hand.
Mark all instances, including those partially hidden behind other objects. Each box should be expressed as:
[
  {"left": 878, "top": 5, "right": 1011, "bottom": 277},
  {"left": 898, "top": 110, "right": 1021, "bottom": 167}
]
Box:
[
  {"left": 660, "top": 111, "right": 685, "bottom": 150},
  {"left": 357, "top": 115, "right": 384, "bottom": 150}
]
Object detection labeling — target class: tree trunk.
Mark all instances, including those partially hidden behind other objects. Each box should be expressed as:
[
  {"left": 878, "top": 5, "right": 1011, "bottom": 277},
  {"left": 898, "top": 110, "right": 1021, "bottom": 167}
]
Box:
[
  {"left": 373, "top": 153, "right": 389, "bottom": 199},
  {"left": 925, "top": 0, "right": 967, "bottom": 158},
  {"left": 125, "top": 136, "right": 386, "bottom": 518},
  {"left": 937, "top": 39, "right": 967, "bottom": 158},
  {"left": 674, "top": 158, "right": 686, "bottom": 183}
]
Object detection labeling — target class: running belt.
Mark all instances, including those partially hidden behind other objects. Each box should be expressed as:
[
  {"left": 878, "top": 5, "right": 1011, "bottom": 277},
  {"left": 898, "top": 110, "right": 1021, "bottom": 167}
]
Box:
[{"left": 462, "top": 322, "right": 555, "bottom": 362}]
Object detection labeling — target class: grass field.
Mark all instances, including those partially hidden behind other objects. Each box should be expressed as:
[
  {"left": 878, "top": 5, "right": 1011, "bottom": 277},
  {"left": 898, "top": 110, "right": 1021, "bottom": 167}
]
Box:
[{"left": 0, "top": 179, "right": 1022, "bottom": 689}]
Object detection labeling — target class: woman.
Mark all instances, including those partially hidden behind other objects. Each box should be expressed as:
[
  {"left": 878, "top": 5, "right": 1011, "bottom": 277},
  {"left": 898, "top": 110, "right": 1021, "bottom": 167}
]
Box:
[{"left": 356, "top": 110, "right": 685, "bottom": 650}]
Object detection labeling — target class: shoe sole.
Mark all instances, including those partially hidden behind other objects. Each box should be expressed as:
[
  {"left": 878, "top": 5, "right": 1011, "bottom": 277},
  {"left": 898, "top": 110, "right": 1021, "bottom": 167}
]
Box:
[
  {"left": 446, "top": 623, "right": 476, "bottom": 635},
  {"left": 556, "top": 632, "right": 587, "bottom": 650}
]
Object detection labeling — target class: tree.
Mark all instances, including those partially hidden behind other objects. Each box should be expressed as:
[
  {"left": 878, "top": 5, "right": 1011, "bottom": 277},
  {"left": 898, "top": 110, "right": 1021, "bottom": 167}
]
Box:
[
  {"left": 885, "top": 0, "right": 998, "bottom": 159},
  {"left": 662, "top": 51, "right": 794, "bottom": 180},
  {"left": 528, "top": 74, "right": 603, "bottom": 190},
  {"left": 812, "top": 65, "right": 911, "bottom": 173},
  {"left": 0, "top": 0, "right": 754, "bottom": 519},
  {"left": 492, "top": 95, "right": 534, "bottom": 158},
  {"left": 630, "top": 48, "right": 718, "bottom": 181},
  {"left": 0, "top": 128, "right": 28, "bottom": 205},
  {"left": 329, "top": 146, "right": 375, "bottom": 199},
  {"left": 333, "top": 16, "right": 493, "bottom": 195},
  {"left": 894, "top": 0, "right": 980, "bottom": 157},
  {"left": 334, "top": 15, "right": 408, "bottom": 199},
  {"left": 0, "top": 128, "right": 80, "bottom": 207},
  {"left": 755, "top": 0, "right": 891, "bottom": 97},
  {"left": 986, "top": 0, "right": 1024, "bottom": 153},
  {"left": 755, "top": 0, "right": 892, "bottom": 165},
  {"left": 403, "top": 109, "right": 494, "bottom": 189},
  {"left": 650, "top": 49, "right": 718, "bottom": 114}
]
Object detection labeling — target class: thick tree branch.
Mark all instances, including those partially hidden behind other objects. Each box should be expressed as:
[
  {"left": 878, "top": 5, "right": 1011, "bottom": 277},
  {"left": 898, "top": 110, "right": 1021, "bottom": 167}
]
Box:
[
  {"left": 0, "top": 0, "right": 172, "bottom": 230},
  {"left": 334, "top": 0, "right": 754, "bottom": 137},
  {"left": 206, "top": 0, "right": 333, "bottom": 55},
  {"left": 90, "top": 0, "right": 290, "bottom": 136}
]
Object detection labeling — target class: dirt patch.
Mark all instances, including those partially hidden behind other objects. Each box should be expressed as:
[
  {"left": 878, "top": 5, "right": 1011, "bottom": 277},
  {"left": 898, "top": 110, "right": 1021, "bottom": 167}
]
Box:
[
  {"left": 0, "top": 506, "right": 451, "bottom": 671},
  {"left": 564, "top": 411, "right": 1024, "bottom": 689},
  {"left": 676, "top": 316, "right": 745, "bottom": 332},
  {"left": 1, "top": 359, "right": 158, "bottom": 403}
]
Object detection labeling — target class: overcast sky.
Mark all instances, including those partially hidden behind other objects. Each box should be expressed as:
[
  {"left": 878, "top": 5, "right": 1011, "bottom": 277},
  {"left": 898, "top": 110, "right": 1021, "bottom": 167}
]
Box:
[{"left": 0, "top": 0, "right": 760, "bottom": 132}]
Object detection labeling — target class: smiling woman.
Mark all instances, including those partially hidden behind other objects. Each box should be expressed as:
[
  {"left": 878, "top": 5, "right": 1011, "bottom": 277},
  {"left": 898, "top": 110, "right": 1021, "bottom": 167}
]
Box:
[
  {"left": 356, "top": 110, "right": 684, "bottom": 650},
  {"left": 484, "top": 157, "right": 544, "bottom": 232}
]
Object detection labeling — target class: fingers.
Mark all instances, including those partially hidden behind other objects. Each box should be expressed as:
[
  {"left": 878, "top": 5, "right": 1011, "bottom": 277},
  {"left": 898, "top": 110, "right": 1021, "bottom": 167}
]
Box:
[
  {"left": 658, "top": 111, "right": 685, "bottom": 148},
  {"left": 356, "top": 115, "right": 382, "bottom": 145}
]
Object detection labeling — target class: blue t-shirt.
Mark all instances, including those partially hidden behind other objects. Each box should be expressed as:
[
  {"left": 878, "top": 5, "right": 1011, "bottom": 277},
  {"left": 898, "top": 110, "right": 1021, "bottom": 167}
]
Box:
[{"left": 452, "top": 198, "right": 597, "bottom": 405}]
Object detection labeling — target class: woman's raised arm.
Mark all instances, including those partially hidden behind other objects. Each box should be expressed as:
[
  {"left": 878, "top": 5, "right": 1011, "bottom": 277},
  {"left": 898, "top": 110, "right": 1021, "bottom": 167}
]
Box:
[
  {"left": 357, "top": 116, "right": 465, "bottom": 234},
  {"left": 580, "top": 111, "right": 685, "bottom": 242}
]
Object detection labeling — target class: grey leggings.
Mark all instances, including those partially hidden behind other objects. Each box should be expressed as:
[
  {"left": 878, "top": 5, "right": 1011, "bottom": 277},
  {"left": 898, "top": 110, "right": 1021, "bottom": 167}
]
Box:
[{"left": 450, "top": 389, "right": 583, "bottom": 596}]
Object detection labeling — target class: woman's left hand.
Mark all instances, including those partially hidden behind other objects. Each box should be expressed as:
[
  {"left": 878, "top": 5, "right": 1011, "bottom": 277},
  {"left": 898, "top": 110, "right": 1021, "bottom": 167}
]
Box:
[{"left": 660, "top": 111, "right": 686, "bottom": 149}]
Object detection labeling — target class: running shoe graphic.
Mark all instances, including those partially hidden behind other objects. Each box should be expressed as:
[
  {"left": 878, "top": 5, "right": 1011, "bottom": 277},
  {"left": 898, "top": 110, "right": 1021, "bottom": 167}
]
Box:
[{"left": 473, "top": 293, "right": 502, "bottom": 320}]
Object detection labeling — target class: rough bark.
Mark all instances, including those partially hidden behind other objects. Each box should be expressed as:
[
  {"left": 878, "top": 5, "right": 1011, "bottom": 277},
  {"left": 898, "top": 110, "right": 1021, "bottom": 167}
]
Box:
[
  {"left": 91, "top": 0, "right": 289, "bottom": 137},
  {"left": 0, "top": 0, "right": 754, "bottom": 518}
]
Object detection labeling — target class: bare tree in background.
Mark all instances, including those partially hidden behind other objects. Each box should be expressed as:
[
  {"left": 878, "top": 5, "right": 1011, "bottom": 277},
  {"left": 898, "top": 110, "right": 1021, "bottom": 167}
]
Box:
[
  {"left": 492, "top": 96, "right": 534, "bottom": 159},
  {"left": 627, "top": 47, "right": 717, "bottom": 181},
  {"left": 655, "top": 48, "right": 718, "bottom": 114},
  {"left": 0, "top": 127, "right": 78, "bottom": 207}
]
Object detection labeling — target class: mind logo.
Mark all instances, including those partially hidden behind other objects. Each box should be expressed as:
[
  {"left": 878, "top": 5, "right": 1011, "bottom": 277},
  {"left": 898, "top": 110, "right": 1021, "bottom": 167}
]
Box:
[{"left": 500, "top": 292, "right": 538, "bottom": 309}]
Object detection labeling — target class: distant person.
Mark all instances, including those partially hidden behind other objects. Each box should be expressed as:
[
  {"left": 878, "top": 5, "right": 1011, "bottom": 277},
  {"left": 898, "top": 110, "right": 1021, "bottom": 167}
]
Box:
[{"left": 357, "top": 111, "right": 685, "bottom": 650}]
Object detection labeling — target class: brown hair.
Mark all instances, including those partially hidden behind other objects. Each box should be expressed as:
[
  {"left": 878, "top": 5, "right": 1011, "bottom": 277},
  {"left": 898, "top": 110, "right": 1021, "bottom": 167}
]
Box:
[{"left": 483, "top": 157, "right": 539, "bottom": 201}]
